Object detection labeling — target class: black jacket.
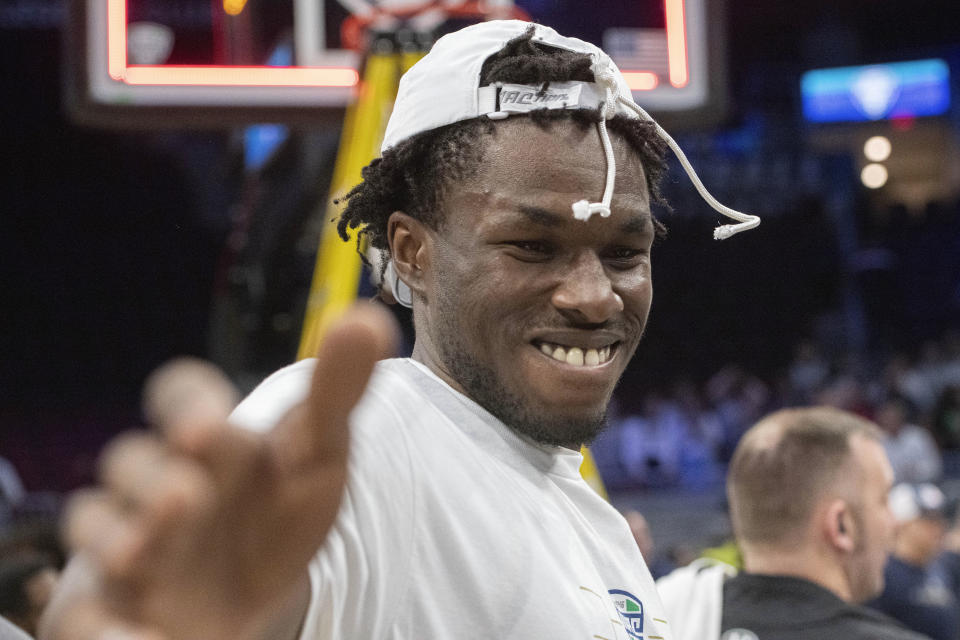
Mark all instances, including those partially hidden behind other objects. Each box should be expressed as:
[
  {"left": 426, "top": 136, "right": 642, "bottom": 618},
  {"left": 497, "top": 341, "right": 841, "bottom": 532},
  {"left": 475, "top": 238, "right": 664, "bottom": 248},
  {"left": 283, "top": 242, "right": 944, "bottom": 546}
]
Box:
[{"left": 722, "top": 573, "right": 932, "bottom": 640}]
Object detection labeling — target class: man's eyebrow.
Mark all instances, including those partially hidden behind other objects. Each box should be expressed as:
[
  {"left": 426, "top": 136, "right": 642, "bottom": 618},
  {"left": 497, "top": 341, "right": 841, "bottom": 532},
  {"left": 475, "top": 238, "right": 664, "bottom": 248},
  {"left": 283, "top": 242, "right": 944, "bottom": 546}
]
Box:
[
  {"left": 619, "top": 213, "right": 654, "bottom": 235},
  {"left": 517, "top": 205, "right": 653, "bottom": 234},
  {"left": 517, "top": 205, "right": 565, "bottom": 227}
]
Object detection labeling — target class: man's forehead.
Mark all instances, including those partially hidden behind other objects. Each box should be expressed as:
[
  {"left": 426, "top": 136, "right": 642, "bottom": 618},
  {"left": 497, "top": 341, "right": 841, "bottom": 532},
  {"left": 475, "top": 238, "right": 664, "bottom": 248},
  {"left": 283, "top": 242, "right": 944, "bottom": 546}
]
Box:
[
  {"left": 445, "top": 185, "right": 654, "bottom": 236},
  {"left": 443, "top": 120, "right": 652, "bottom": 229},
  {"left": 484, "top": 116, "right": 647, "bottom": 161},
  {"left": 514, "top": 205, "right": 654, "bottom": 233}
]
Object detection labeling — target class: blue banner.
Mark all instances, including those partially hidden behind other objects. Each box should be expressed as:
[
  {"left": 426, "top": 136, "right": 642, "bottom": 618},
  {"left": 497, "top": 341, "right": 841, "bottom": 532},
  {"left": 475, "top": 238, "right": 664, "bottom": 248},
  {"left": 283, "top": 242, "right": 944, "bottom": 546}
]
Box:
[{"left": 802, "top": 59, "right": 950, "bottom": 123}]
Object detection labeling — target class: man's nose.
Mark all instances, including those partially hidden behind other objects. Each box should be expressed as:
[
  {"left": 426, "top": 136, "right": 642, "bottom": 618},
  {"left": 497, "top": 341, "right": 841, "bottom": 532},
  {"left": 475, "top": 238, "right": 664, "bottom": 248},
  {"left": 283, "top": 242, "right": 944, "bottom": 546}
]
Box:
[{"left": 551, "top": 252, "right": 624, "bottom": 324}]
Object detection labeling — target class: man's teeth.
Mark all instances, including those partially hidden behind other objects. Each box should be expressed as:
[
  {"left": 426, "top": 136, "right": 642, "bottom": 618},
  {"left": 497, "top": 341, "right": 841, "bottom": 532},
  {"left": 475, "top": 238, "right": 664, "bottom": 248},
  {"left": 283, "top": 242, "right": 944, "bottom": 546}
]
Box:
[{"left": 538, "top": 342, "right": 612, "bottom": 366}]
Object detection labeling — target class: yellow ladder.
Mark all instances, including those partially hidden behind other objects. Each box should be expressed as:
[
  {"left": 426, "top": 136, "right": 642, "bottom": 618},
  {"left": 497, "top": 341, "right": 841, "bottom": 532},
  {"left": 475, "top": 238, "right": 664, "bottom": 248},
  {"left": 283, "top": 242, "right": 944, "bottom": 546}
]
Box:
[{"left": 298, "top": 49, "right": 422, "bottom": 360}]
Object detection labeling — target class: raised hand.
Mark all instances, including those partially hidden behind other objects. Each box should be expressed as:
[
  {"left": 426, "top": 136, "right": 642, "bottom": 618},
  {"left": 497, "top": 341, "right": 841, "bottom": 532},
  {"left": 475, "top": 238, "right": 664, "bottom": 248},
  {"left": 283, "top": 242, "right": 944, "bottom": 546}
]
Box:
[{"left": 41, "top": 303, "right": 397, "bottom": 640}]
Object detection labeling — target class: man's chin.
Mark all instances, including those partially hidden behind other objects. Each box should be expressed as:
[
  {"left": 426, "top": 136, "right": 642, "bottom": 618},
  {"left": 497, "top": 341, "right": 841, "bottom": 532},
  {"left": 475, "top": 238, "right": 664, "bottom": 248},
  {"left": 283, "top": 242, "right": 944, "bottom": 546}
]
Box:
[
  {"left": 438, "top": 345, "right": 611, "bottom": 448},
  {"left": 495, "top": 382, "right": 613, "bottom": 448},
  {"left": 507, "top": 408, "right": 609, "bottom": 449}
]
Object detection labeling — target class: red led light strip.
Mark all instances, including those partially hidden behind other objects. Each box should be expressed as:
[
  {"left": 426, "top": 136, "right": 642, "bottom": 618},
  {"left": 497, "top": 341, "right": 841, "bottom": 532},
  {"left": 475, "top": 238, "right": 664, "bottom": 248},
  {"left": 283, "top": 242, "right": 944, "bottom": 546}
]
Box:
[
  {"left": 106, "top": 0, "right": 359, "bottom": 87},
  {"left": 623, "top": 72, "right": 659, "bottom": 91},
  {"left": 105, "top": 0, "right": 684, "bottom": 91},
  {"left": 664, "top": 0, "right": 689, "bottom": 88}
]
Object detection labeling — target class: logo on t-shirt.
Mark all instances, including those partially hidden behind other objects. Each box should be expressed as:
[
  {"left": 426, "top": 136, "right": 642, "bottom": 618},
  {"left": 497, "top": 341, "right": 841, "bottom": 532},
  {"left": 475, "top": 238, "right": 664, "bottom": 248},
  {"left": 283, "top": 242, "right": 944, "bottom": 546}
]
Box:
[
  {"left": 721, "top": 629, "right": 759, "bottom": 640},
  {"left": 608, "top": 589, "right": 644, "bottom": 639}
]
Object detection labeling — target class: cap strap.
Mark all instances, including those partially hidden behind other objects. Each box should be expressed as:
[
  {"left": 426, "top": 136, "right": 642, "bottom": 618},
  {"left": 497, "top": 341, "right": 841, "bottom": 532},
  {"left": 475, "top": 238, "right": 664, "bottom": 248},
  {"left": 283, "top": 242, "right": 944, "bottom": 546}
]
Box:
[
  {"left": 617, "top": 96, "right": 761, "bottom": 240},
  {"left": 572, "top": 59, "right": 621, "bottom": 221}
]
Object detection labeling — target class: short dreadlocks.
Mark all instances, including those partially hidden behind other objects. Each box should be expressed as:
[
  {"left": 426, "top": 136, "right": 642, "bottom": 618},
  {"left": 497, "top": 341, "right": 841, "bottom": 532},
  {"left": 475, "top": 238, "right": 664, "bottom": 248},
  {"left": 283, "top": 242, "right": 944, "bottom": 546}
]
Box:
[{"left": 337, "top": 26, "right": 669, "bottom": 282}]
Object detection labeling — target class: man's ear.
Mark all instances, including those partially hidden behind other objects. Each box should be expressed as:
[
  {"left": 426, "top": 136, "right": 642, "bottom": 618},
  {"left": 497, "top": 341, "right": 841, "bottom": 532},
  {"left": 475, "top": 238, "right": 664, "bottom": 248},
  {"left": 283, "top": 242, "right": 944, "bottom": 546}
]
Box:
[
  {"left": 824, "top": 499, "right": 856, "bottom": 553},
  {"left": 387, "top": 211, "right": 430, "bottom": 300}
]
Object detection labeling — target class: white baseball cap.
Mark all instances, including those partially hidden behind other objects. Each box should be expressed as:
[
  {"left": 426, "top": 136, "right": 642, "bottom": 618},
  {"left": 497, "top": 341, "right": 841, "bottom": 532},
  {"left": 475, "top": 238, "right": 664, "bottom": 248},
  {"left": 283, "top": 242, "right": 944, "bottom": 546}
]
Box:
[
  {"left": 382, "top": 20, "right": 634, "bottom": 152},
  {"left": 376, "top": 20, "right": 760, "bottom": 308}
]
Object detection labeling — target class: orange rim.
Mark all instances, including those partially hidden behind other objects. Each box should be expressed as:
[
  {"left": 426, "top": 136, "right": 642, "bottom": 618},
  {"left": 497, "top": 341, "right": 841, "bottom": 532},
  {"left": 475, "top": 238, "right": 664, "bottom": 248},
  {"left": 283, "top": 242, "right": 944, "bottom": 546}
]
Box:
[{"left": 340, "top": 2, "right": 533, "bottom": 51}]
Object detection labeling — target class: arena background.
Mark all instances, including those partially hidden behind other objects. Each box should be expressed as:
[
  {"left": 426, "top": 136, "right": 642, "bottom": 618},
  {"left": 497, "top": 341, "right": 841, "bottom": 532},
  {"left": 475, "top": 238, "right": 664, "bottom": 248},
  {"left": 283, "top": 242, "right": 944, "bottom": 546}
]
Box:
[{"left": 1, "top": 0, "right": 959, "bottom": 557}]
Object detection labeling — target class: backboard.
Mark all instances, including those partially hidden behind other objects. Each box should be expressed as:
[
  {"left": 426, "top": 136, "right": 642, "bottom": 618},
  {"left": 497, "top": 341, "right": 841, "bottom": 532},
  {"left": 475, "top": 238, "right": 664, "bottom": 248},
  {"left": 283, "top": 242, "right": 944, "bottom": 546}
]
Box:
[
  {"left": 68, "top": 0, "right": 725, "bottom": 128},
  {"left": 299, "top": 0, "right": 720, "bottom": 111}
]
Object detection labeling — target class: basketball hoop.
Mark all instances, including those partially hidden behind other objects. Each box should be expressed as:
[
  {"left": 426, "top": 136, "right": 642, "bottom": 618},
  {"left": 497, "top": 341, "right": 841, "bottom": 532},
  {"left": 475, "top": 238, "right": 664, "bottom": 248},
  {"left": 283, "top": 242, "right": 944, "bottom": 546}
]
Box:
[{"left": 338, "top": 0, "right": 530, "bottom": 52}]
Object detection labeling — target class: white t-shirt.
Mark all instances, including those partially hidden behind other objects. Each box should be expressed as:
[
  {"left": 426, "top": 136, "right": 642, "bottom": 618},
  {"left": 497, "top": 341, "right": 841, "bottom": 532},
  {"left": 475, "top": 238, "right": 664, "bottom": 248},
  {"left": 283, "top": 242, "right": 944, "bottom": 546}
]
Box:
[{"left": 232, "top": 358, "right": 673, "bottom": 640}]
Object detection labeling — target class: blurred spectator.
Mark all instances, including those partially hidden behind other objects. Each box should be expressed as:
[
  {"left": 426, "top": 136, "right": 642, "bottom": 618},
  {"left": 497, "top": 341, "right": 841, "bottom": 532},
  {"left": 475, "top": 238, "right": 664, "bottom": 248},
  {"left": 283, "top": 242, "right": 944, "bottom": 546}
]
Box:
[
  {"left": 0, "top": 552, "right": 59, "bottom": 637},
  {"left": 917, "top": 341, "right": 955, "bottom": 406},
  {"left": 0, "top": 507, "right": 64, "bottom": 639},
  {"left": 657, "top": 407, "right": 925, "bottom": 640},
  {"left": 932, "top": 385, "right": 960, "bottom": 450},
  {"left": 883, "top": 354, "right": 939, "bottom": 418},
  {"left": 0, "top": 519, "right": 66, "bottom": 574},
  {"left": 673, "top": 380, "right": 724, "bottom": 489},
  {"left": 877, "top": 397, "right": 943, "bottom": 483},
  {"left": 705, "top": 366, "right": 771, "bottom": 461},
  {"left": 869, "top": 483, "right": 957, "bottom": 640},
  {"left": 813, "top": 373, "right": 873, "bottom": 419},
  {"left": 664, "top": 544, "right": 698, "bottom": 571},
  {"left": 942, "top": 333, "right": 960, "bottom": 388},
  {"left": 0, "top": 458, "right": 26, "bottom": 528},
  {"left": 619, "top": 392, "right": 685, "bottom": 487},
  {"left": 0, "top": 456, "right": 61, "bottom": 529},
  {"left": 622, "top": 510, "right": 676, "bottom": 579},
  {"left": 787, "top": 340, "right": 830, "bottom": 404}
]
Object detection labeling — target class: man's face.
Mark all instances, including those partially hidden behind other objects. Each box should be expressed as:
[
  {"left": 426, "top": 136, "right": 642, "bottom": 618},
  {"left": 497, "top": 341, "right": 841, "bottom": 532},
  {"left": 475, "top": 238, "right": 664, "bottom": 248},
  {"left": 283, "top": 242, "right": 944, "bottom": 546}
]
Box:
[
  {"left": 847, "top": 435, "right": 896, "bottom": 602},
  {"left": 900, "top": 517, "right": 947, "bottom": 566},
  {"left": 412, "top": 118, "right": 654, "bottom": 448}
]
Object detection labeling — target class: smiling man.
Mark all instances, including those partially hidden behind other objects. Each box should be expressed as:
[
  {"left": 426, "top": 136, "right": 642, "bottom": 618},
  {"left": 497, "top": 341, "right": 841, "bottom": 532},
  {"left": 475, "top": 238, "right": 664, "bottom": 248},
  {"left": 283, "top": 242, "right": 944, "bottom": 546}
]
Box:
[
  {"left": 42, "top": 20, "right": 725, "bottom": 640},
  {"left": 390, "top": 117, "right": 656, "bottom": 449},
  {"left": 334, "top": 20, "right": 671, "bottom": 454}
]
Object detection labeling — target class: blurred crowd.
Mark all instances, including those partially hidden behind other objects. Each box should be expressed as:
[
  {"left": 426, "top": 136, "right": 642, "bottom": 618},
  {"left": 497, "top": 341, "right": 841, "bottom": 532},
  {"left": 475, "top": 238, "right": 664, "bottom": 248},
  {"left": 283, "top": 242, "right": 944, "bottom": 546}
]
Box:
[
  {"left": 600, "top": 330, "right": 960, "bottom": 492},
  {"left": 607, "top": 327, "right": 960, "bottom": 640}
]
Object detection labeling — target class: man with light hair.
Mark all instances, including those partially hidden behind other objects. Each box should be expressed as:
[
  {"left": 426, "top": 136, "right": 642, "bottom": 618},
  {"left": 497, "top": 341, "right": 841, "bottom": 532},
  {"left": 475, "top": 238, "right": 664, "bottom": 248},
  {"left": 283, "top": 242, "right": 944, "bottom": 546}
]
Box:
[{"left": 657, "top": 406, "right": 929, "bottom": 640}]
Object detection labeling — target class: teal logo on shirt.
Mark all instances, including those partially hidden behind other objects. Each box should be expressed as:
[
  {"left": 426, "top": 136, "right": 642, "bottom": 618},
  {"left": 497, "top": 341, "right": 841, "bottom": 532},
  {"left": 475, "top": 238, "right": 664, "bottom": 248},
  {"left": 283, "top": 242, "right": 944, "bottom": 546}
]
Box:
[{"left": 608, "top": 589, "right": 644, "bottom": 639}]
